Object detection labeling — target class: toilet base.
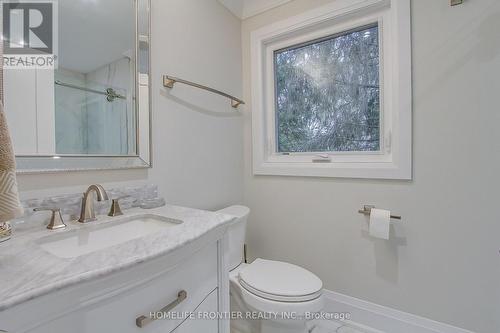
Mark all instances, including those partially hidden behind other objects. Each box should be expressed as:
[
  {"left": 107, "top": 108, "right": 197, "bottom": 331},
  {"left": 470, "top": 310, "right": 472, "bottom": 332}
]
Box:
[
  {"left": 260, "top": 318, "right": 310, "bottom": 333},
  {"left": 230, "top": 283, "right": 315, "bottom": 333},
  {"left": 231, "top": 317, "right": 310, "bottom": 333}
]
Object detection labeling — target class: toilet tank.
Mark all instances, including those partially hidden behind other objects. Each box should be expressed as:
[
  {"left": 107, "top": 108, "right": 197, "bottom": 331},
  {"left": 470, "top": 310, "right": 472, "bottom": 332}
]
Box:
[{"left": 217, "top": 205, "right": 250, "bottom": 271}]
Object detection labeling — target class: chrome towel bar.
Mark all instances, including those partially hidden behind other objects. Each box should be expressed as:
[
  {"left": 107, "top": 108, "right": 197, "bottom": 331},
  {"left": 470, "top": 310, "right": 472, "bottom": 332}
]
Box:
[
  {"left": 163, "top": 75, "right": 245, "bottom": 108},
  {"left": 358, "top": 205, "right": 402, "bottom": 220}
]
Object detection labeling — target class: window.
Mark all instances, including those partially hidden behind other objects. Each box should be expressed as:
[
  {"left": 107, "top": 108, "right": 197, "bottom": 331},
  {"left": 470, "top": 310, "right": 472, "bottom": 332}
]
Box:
[
  {"left": 274, "top": 24, "right": 380, "bottom": 153},
  {"left": 251, "top": 0, "right": 412, "bottom": 179}
]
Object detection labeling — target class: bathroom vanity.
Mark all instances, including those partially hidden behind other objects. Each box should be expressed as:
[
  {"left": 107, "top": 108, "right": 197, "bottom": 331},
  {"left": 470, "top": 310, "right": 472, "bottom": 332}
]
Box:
[{"left": 0, "top": 206, "right": 234, "bottom": 333}]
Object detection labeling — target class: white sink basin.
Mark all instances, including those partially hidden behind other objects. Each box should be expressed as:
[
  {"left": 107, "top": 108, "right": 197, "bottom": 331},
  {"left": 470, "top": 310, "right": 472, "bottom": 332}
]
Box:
[{"left": 38, "top": 214, "right": 183, "bottom": 259}]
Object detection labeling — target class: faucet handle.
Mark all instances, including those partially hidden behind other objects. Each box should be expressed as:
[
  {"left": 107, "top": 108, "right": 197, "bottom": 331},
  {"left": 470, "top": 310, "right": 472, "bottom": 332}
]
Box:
[
  {"left": 108, "top": 196, "right": 129, "bottom": 217},
  {"left": 33, "top": 208, "right": 67, "bottom": 230}
]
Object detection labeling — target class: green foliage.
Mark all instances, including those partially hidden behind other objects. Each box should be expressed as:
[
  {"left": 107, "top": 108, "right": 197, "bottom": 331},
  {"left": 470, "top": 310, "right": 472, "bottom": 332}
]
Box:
[{"left": 275, "top": 25, "right": 380, "bottom": 152}]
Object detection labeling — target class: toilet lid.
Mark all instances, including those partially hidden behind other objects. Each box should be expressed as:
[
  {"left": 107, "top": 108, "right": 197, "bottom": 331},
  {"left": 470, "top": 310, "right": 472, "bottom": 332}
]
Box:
[{"left": 238, "top": 259, "right": 322, "bottom": 302}]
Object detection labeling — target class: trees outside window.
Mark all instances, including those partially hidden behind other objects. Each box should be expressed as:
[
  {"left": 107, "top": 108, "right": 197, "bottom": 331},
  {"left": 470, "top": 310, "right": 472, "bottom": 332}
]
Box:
[{"left": 274, "top": 25, "right": 380, "bottom": 153}]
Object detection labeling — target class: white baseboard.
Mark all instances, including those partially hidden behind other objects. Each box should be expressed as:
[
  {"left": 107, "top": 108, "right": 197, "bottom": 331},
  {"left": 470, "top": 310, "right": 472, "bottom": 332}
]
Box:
[{"left": 322, "top": 289, "right": 476, "bottom": 333}]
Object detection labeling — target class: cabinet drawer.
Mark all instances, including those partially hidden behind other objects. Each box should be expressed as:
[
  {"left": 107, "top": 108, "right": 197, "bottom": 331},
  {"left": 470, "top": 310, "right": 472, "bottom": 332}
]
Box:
[{"left": 26, "top": 243, "right": 218, "bottom": 333}]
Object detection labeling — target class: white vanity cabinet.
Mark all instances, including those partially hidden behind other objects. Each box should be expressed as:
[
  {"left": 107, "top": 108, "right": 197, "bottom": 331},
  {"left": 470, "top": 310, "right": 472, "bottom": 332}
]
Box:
[{"left": 0, "top": 236, "right": 230, "bottom": 333}]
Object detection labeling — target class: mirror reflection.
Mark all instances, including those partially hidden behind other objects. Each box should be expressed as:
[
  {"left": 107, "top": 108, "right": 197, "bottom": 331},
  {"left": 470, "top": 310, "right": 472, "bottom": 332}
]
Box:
[
  {"left": 55, "top": 0, "right": 136, "bottom": 155},
  {"left": 3, "top": 0, "right": 150, "bottom": 168}
]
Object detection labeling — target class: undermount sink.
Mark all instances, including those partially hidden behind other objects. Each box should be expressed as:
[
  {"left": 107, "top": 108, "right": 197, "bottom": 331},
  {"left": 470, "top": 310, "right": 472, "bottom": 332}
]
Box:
[{"left": 37, "top": 214, "right": 183, "bottom": 259}]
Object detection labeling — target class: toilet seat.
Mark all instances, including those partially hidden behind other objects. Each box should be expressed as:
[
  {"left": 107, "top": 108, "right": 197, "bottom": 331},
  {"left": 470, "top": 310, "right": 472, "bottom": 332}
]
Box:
[
  {"left": 230, "top": 261, "right": 325, "bottom": 332},
  {"left": 238, "top": 259, "right": 322, "bottom": 302}
]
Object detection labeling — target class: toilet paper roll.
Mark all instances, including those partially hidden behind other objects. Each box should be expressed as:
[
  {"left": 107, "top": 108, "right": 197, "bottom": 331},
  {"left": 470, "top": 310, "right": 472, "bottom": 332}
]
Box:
[{"left": 369, "top": 208, "right": 390, "bottom": 240}]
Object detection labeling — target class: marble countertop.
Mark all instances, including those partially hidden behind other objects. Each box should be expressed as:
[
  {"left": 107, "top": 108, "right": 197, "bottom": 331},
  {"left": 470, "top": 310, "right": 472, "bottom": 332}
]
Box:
[{"left": 0, "top": 205, "right": 235, "bottom": 311}]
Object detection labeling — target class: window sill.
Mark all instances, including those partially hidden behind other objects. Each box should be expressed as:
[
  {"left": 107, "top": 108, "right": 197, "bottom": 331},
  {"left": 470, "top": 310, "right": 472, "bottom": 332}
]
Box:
[{"left": 253, "top": 161, "right": 412, "bottom": 180}]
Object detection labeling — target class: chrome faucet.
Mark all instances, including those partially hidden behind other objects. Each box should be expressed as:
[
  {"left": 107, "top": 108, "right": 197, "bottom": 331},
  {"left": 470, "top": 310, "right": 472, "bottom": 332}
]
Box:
[{"left": 78, "top": 184, "right": 109, "bottom": 223}]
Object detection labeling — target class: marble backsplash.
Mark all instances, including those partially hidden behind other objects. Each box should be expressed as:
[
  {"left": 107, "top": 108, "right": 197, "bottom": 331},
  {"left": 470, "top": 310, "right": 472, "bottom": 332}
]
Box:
[{"left": 16, "top": 184, "right": 160, "bottom": 230}]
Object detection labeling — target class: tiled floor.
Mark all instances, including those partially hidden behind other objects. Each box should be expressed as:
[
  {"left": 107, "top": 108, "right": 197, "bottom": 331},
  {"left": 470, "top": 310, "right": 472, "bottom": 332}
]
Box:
[
  {"left": 311, "top": 320, "right": 370, "bottom": 333},
  {"left": 335, "top": 326, "right": 365, "bottom": 333}
]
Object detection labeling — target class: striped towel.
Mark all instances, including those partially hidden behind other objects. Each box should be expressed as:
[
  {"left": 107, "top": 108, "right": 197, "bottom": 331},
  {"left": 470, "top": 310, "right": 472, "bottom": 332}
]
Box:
[
  {"left": 0, "top": 103, "right": 23, "bottom": 222},
  {"left": 0, "top": 13, "right": 22, "bottom": 224}
]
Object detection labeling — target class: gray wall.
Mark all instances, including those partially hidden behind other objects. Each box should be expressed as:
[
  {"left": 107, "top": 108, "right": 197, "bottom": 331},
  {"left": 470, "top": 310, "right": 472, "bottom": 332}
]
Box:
[
  {"left": 17, "top": 0, "right": 244, "bottom": 211},
  {"left": 242, "top": 1, "right": 500, "bottom": 332}
]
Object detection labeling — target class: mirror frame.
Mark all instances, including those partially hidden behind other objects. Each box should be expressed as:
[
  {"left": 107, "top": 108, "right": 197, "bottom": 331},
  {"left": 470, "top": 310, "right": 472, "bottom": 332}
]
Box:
[{"left": 14, "top": 0, "right": 152, "bottom": 174}]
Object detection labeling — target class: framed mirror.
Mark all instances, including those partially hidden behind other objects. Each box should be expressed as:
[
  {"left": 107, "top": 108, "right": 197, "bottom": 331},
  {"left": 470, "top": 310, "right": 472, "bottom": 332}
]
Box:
[{"left": 2, "top": 0, "right": 151, "bottom": 173}]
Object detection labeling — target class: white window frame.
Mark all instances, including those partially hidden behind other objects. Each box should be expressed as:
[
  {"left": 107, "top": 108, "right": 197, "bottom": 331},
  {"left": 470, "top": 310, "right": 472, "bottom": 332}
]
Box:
[{"left": 250, "top": 0, "right": 412, "bottom": 179}]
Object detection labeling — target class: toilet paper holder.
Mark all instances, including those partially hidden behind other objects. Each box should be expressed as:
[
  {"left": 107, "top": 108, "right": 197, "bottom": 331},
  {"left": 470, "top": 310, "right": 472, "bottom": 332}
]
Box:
[{"left": 358, "top": 205, "right": 402, "bottom": 220}]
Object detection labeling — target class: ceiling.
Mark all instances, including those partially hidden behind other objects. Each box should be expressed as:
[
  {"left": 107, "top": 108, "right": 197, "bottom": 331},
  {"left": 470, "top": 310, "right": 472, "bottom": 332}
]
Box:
[{"left": 218, "top": 0, "right": 293, "bottom": 19}]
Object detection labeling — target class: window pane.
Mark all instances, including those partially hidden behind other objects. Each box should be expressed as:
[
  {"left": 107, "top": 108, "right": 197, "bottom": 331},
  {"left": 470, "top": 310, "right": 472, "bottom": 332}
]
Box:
[{"left": 274, "top": 24, "right": 380, "bottom": 153}]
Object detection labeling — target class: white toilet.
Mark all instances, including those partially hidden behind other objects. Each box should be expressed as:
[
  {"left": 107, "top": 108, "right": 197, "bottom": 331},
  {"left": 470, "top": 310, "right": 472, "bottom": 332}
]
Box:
[{"left": 217, "top": 206, "right": 324, "bottom": 333}]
